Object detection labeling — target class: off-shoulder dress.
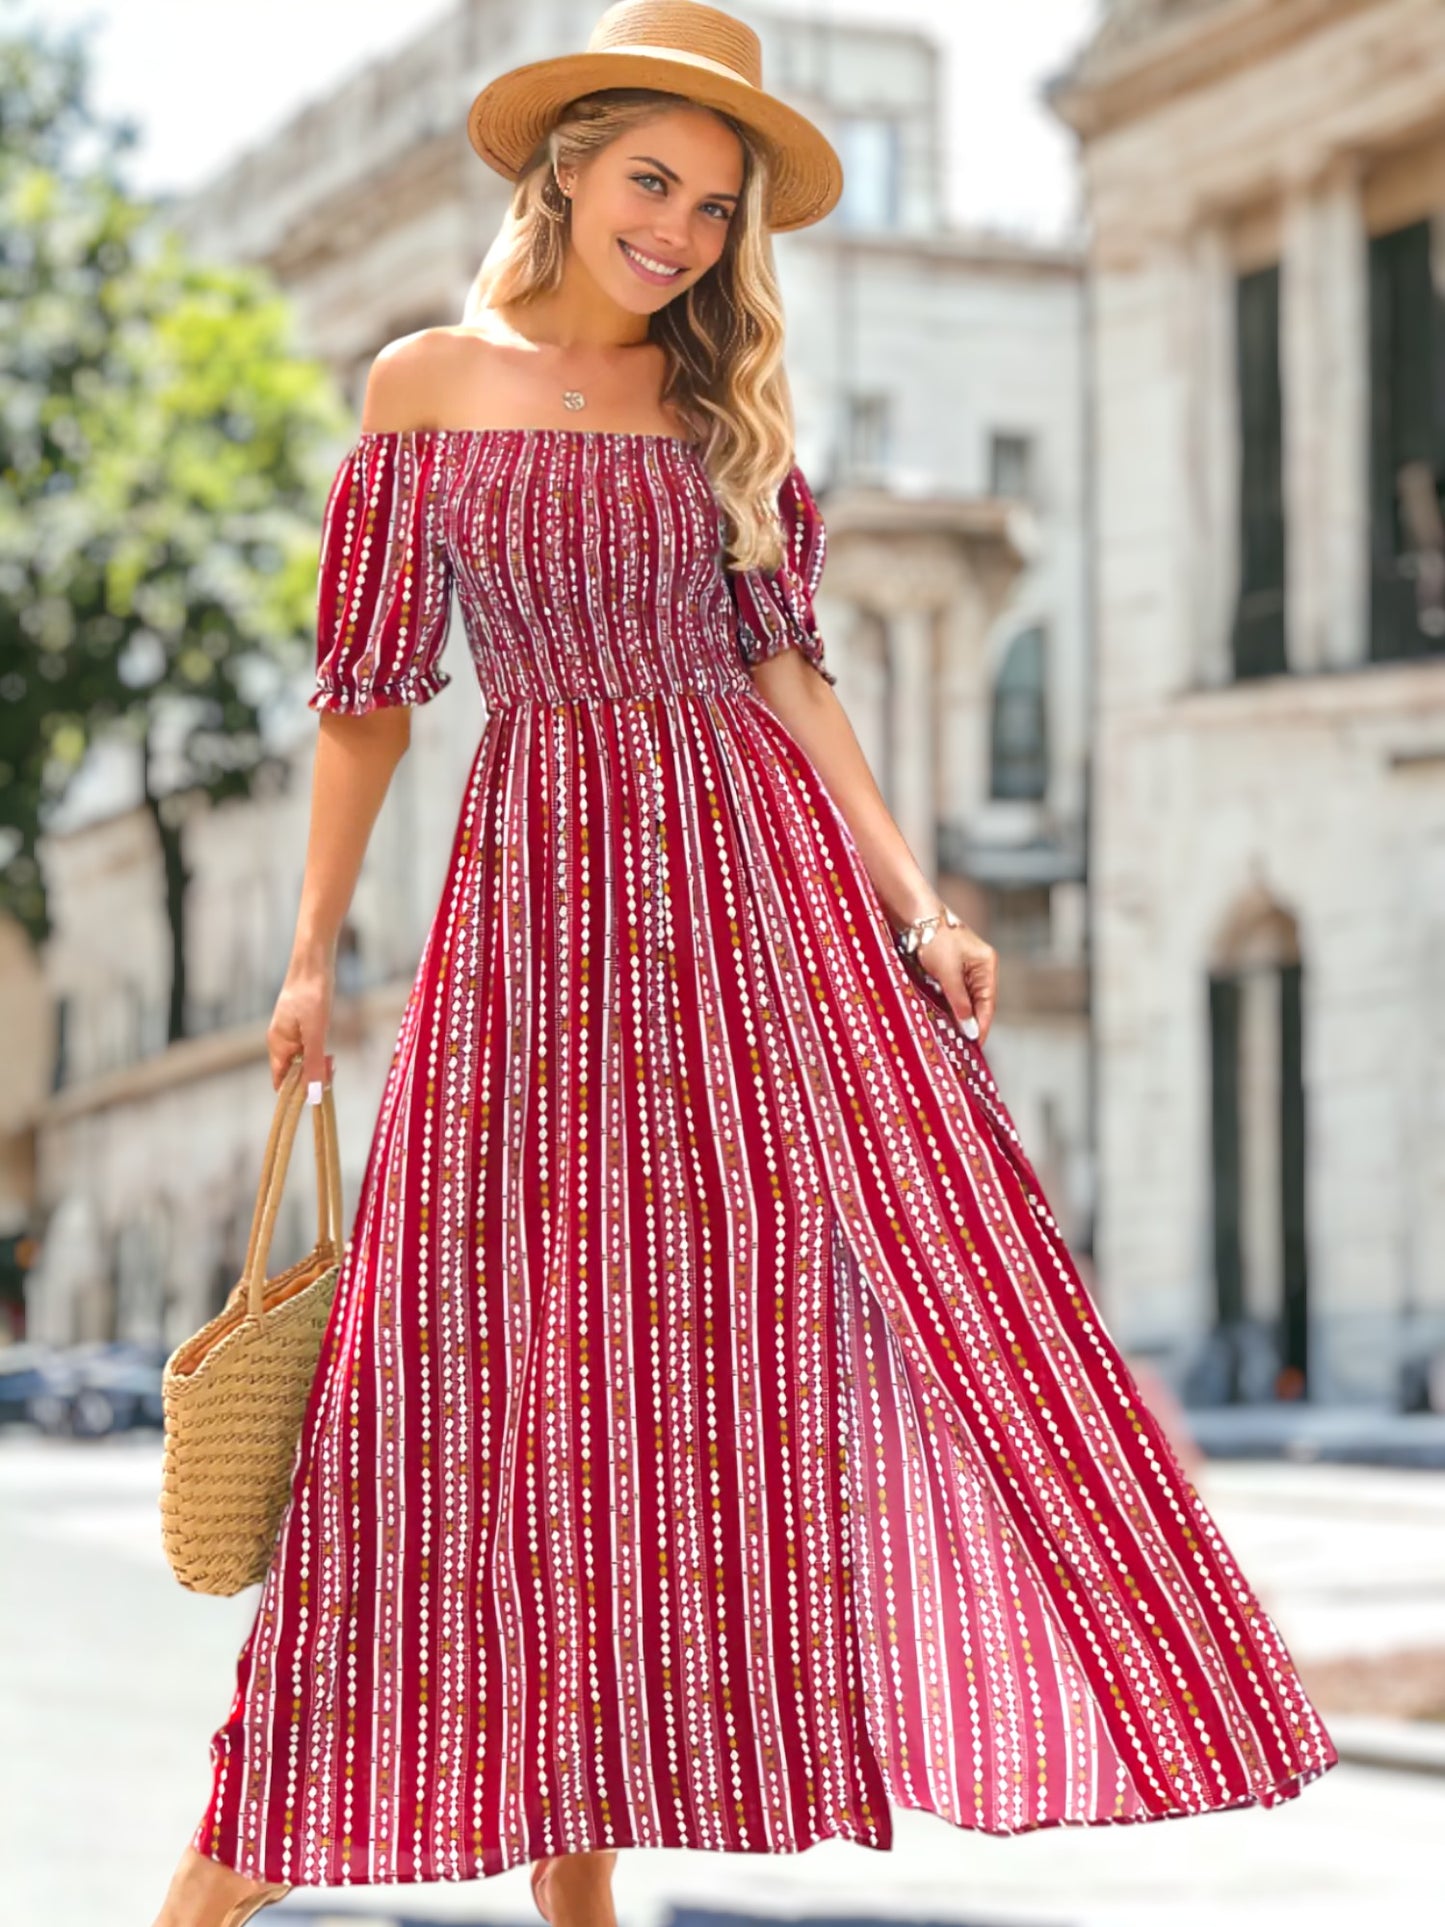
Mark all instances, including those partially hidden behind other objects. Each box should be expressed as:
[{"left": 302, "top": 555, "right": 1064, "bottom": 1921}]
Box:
[{"left": 193, "top": 427, "right": 1336, "bottom": 1887}]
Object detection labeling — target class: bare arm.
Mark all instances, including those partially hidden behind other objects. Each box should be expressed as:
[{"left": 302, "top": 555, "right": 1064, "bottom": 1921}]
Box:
[
  {"left": 267, "top": 711, "right": 410, "bottom": 1093},
  {"left": 746, "top": 650, "right": 998, "bottom": 1043},
  {"left": 266, "top": 341, "right": 439, "bottom": 1092}
]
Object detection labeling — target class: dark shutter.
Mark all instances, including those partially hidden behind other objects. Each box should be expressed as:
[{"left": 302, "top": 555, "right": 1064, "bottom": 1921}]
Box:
[
  {"left": 1368, "top": 217, "right": 1445, "bottom": 662},
  {"left": 1279, "top": 960, "right": 1309, "bottom": 1390},
  {"left": 1231, "top": 265, "right": 1288, "bottom": 678},
  {"left": 1208, "top": 973, "right": 1244, "bottom": 1332}
]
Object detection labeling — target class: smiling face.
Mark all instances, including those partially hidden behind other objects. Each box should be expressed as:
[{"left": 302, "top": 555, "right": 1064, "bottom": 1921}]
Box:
[{"left": 558, "top": 104, "right": 746, "bottom": 311}]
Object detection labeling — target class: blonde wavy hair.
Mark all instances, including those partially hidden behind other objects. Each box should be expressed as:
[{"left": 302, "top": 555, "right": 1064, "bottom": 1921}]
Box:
[{"left": 461, "top": 88, "right": 796, "bottom": 575}]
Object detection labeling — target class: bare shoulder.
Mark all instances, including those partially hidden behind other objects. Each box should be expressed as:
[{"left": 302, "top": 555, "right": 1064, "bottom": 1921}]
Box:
[{"left": 359, "top": 328, "right": 487, "bottom": 433}]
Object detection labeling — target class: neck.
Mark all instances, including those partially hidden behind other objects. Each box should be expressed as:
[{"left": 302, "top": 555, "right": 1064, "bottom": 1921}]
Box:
[{"left": 502, "top": 248, "right": 652, "bottom": 353}]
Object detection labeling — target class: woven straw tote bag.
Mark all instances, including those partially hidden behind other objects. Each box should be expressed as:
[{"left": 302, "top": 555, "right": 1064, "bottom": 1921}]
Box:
[{"left": 160, "top": 1055, "right": 345, "bottom": 1595}]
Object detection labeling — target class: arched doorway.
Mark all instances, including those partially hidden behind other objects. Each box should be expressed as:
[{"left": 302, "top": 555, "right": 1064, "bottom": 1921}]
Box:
[{"left": 1205, "top": 892, "right": 1309, "bottom": 1402}]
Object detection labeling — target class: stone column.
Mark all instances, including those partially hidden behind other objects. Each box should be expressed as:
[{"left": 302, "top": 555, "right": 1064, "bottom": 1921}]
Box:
[
  {"left": 1238, "top": 965, "right": 1284, "bottom": 1327},
  {"left": 813, "top": 589, "right": 859, "bottom": 696},
  {"left": 888, "top": 604, "right": 937, "bottom": 883},
  {"left": 1317, "top": 159, "right": 1370, "bottom": 671},
  {"left": 1281, "top": 157, "right": 1370, "bottom": 672},
  {"left": 838, "top": 602, "right": 891, "bottom": 799},
  {"left": 1281, "top": 178, "right": 1328, "bottom": 672},
  {"left": 1190, "top": 220, "right": 1240, "bottom": 687}
]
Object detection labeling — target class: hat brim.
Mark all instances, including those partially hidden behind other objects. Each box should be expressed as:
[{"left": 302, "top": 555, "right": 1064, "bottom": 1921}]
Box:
[{"left": 466, "top": 49, "right": 843, "bottom": 233}]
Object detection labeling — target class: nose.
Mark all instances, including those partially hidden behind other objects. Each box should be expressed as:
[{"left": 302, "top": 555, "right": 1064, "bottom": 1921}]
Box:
[{"left": 644, "top": 213, "right": 690, "bottom": 258}]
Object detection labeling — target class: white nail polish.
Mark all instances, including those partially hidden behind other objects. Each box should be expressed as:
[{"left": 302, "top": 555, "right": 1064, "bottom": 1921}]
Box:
[
  {"left": 962, "top": 1017, "right": 980, "bottom": 1040},
  {"left": 307, "top": 1080, "right": 323, "bottom": 1105}
]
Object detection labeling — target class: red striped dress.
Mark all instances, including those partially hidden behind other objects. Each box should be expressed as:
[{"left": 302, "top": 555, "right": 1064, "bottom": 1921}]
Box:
[{"left": 192, "top": 427, "right": 1336, "bottom": 1888}]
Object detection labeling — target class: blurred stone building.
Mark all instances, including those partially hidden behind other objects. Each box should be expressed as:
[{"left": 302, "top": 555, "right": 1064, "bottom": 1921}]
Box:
[
  {"left": 1052, "top": 0, "right": 1445, "bottom": 1406},
  {"left": 16, "top": 1, "right": 1089, "bottom": 1347}
]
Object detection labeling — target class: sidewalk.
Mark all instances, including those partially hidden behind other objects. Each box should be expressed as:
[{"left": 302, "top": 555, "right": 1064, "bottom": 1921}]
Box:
[
  {"left": 1323, "top": 1714, "right": 1445, "bottom": 1776},
  {"left": 1186, "top": 1402, "right": 1445, "bottom": 1468},
  {"left": 4, "top": 1434, "right": 1443, "bottom": 1926},
  {"left": 1186, "top": 1454, "right": 1445, "bottom": 1784}
]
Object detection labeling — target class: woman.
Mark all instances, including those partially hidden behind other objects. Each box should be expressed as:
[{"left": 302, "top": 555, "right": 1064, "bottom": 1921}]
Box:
[{"left": 153, "top": 5, "right": 1336, "bottom": 1924}]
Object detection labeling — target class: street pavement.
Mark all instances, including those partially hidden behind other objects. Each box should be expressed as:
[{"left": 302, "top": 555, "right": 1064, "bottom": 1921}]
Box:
[
  {"left": 1, "top": 1429, "right": 1441, "bottom": 1927},
  {"left": 1185, "top": 1404, "right": 1445, "bottom": 1469},
  {"left": 1187, "top": 1456, "right": 1445, "bottom": 1664}
]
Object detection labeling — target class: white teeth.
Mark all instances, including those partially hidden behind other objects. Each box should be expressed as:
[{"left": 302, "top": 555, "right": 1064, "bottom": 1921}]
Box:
[{"left": 621, "top": 239, "right": 682, "bottom": 276}]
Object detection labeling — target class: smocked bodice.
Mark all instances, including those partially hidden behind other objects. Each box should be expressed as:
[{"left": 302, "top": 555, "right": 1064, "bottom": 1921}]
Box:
[
  {"left": 447, "top": 429, "right": 745, "bottom": 707},
  {"left": 307, "top": 426, "right": 835, "bottom": 720}
]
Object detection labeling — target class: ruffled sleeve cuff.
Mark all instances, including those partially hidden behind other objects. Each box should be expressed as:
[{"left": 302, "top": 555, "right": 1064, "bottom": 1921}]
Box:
[
  {"left": 730, "top": 464, "right": 837, "bottom": 687},
  {"left": 307, "top": 430, "right": 456, "bottom": 716}
]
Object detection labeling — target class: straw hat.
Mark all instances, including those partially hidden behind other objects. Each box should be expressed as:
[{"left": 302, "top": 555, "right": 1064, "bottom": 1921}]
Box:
[{"left": 466, "top": 0, "right": 844, "bottom": 233}]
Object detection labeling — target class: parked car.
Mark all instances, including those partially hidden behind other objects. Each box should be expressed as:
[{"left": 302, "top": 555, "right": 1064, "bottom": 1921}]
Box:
[
  {"left": 0, "top": 1343, "right": 74, "bottom": 1428},
  {"left": 25, "top": 1339, "right": 167, "bottom": 1438}
]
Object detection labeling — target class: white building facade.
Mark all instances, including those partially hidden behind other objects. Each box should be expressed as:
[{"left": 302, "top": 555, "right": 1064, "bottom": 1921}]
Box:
[{"left": 1053, "top": 0, "right": 1445, "bottom": 1408}]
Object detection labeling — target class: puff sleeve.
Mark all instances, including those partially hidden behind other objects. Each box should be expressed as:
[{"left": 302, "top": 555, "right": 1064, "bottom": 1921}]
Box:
[
  {"left": 307, "top": 430, "right": 455, "bottom": 715},
  {"left": 729, "top": 463, "right": 837, "bottom": 687}
]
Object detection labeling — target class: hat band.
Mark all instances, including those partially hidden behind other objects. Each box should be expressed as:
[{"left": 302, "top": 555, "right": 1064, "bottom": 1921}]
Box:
[{"left": 589, "top": 43, "right": 761, "bottom": 93}]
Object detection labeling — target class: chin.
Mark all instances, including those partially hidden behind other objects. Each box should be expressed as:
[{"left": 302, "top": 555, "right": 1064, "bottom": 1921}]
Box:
[{"left": 615, "top": 283, "right": 686, "bottom": 316}]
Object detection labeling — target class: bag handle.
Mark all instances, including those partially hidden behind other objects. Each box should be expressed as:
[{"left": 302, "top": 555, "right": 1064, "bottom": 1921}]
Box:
[
  {"left": 237, "top": 1057, "right": 305, "bottom": 1296},
  {"left": 309, "top": 1068, "right": 344, "bottom": 1254},
  {"left": 239, "top": 1056, "right": 344, "bottom": 1322}
]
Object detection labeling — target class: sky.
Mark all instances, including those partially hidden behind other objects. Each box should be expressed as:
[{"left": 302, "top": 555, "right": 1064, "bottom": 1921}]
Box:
[{"left": 22, "top": 0, "right": 1101, "bottom": 242}]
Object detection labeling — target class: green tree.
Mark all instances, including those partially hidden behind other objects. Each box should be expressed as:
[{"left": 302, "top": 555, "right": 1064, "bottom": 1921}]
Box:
[{"left": 0, "top": 11, "right": 348, "bottom": 1050}]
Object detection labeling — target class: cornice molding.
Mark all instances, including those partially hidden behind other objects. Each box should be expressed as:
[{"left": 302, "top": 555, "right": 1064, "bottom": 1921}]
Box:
[
  {"left": 794, "top": 226, "right": 1083, "bottom": 280},
  {"left": 1049, "top": 0, "right": 1381, "bottom": 140}
]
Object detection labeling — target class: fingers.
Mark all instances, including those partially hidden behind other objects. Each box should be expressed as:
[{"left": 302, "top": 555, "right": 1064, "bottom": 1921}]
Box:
[
  {"left": 967, "top": 955, "right": 1001, "bottom": 1048},
  {"left": 267, "top": 1027, "right": 333, "bottom": 1096},
  {"left": 303, "top": 1036, "right": 332, "bottom": 1105},
  {"left": 266, "top": 1047, "right": 334, "bottom": 1098},
  {"left": 917, "top": 933, "right": 995, "bottom": 1044},
  {"left": 939, "top": 969, "right": 975, "bottom": 1031},
  {"left": 267, "top": 975, "right": 335, "bottom": 1097},
  {"left": 268, "top": 1029, "right": 302, "bottom": 1093},
  {"left": 918, "top": 950, "right": 978, "bottom": 1035}
]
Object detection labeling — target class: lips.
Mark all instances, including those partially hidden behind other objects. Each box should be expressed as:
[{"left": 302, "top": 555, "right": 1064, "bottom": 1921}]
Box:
[{"left": 618, "top": 238, "right": 685, "bottom": 285}]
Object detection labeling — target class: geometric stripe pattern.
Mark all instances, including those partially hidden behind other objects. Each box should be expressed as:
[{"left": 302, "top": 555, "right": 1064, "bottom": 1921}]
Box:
[{"left": 193, "top": 428, "right": 1336, "bottom": 1887}]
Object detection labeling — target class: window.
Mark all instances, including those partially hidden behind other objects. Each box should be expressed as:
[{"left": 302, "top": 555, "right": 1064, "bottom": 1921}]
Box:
[
  {"left": 989, "top": 431, "right": 1034, "bottom": 501},
  {"left": 989, "top": 625, "right": 1048, "bottom": 800},
  {"left": 842, "top": 391, "right": 890, "bottom": 480},
  {"left": 1207, "top": 958, "right": 1308, "bottom": 1402},
  {"left": 833, "top": 117, "right": 901, "bottom": 231},
  {"left": 1231, "top": 264, "right": 1287, "bottom": 678},
  {"left": 1368, "top": 215, "right": 1445, "bottom": 661}
]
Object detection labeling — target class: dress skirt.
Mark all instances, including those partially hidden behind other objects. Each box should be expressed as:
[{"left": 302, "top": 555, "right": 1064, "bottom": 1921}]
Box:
[{"left": 190, "top": 426, "right": 1337, "bottom": 1886}]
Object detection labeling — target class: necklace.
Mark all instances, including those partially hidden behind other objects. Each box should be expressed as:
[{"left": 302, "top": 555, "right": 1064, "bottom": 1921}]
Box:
[{"left": 562, "top": 389, "right": 586, "bottom": 410}]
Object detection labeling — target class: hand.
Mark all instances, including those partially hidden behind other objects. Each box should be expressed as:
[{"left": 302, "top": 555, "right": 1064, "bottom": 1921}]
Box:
[
  {"left": 267, "top": 954, "right": 335, "bottom": 1099},
  {"left": 912, "top": 915, "right": 998, "bottom": 1045}
]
